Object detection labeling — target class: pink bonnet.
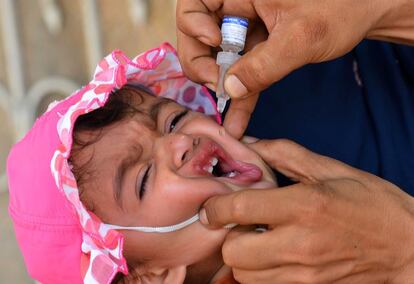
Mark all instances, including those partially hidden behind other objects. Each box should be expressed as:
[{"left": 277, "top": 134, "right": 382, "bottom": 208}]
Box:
[{"left": 7, "top": 42, "right": 219, "bottom": 284}]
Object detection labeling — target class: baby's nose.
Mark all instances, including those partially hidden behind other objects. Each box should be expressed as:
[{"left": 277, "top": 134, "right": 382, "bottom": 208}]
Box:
[{"left": 162, "top": 133, "right": 199, "bottom": 168}]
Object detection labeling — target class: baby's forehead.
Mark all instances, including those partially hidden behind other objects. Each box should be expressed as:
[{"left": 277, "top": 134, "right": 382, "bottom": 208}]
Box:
[
  {"left": 100, "top": 107, "right": 158, "bottom": 150},
  {"left": 74, "top": 116, "right": 150, "bottom": 158},
  {"left": 109, "top": 114, "right": 156, "bottom": 140}
]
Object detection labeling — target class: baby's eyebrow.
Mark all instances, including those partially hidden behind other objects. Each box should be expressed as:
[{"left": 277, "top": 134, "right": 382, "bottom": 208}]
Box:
[
  {"left": 149, "top": 99, "right": 176, "bottom": 122},
  {"left": 113, "top": 145, "right": 142, "bottom": 209}
]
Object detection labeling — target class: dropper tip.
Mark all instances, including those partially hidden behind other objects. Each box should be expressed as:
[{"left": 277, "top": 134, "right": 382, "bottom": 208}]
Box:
[{"left": 217, "top": 98, "right": 226, "bottom": 113}]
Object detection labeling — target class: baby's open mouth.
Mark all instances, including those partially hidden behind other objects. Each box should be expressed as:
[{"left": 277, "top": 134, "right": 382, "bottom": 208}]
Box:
[{"left": 190, "top": 138, "right": 263, "bottom": 185}]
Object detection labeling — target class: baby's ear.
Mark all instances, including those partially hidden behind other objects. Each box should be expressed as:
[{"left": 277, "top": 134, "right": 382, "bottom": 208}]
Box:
[{"left": 129, "top": 265, "right": 187, "bottom": 284}]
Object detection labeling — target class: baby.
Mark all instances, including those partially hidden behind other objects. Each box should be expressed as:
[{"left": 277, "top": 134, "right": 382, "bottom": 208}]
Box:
[
  {"left": 7, "top": 43, "right": 275, "bottom": 284},
  {"left": 69, "top": 84, "right": 276, "bottom": 283}
]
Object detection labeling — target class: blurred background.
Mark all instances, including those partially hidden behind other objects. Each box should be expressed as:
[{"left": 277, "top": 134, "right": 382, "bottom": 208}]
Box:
[{"left": 0, "top": 0, "right": 177, "bottom": 282}]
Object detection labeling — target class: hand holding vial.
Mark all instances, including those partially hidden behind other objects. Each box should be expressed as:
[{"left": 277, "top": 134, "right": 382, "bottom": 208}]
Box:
[{"left": 216, "top": 16, "right": 248, "bottom": 113}]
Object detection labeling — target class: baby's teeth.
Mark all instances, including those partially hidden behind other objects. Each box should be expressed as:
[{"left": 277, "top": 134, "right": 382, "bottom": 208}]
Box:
[
  {"left": 228, "top": 171, "right": 237, "bottom": 178},
  {"left": 211, "top": 157, "right": 218, "bottom": 166},
  {"left": 207, "top": 166, "right": 214, "bottom": 174}
]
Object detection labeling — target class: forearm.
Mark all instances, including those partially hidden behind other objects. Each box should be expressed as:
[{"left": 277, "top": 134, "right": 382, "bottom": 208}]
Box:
[{"left": 367, "top": 0, "right": 414, "bottom": 45}]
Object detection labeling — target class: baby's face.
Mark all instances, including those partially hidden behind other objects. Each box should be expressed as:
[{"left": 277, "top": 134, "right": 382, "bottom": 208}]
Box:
[{"left": 73, "top": 89, "right": 276, "bottom": 271}]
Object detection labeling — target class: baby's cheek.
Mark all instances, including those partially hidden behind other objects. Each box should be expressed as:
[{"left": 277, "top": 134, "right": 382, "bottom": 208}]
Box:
[
  {"left": 171, "top": 177, "right": 231, "bottom": 205},
  {"left": 158, "top": 177, "right": 231, "bottom": 210}
]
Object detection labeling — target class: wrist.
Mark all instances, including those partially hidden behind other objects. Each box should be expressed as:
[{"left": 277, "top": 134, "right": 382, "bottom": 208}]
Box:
[
  {"left": 366, "top": 0, "right": 414, "bottom": 45},
  {"left": 392, "top": 195, "right": 414, "bottom": 283}
]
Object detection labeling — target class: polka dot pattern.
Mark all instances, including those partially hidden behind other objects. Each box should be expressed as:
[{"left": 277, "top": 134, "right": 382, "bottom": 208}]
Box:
[{"left": 50, "top": 42, "right": 221, "bottom": 283}]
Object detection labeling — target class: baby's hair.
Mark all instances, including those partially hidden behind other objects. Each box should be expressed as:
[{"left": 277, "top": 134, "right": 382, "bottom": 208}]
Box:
[
  {"left": 111, "top": 263, "right": 141, "bottom": 284},
  {"left": 69, "top": 85, "right": 149, "bottom": 208},
  {"left": 72, "top": 84, "right": 151, "bottom": 134},
  {"left": 69, "top": 84, "right": 152, "bottom": 283}
]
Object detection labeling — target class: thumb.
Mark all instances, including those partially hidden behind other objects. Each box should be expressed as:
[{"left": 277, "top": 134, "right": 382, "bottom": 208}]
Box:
[
  {"left": 247, "top": 139, "right": 360, "bottom": 183},
  {"left": 224, "top": 33, "right": 309, "bottom": 99},
  {"left": 223, "top": 93, "right": 259, "bottom": 139}
]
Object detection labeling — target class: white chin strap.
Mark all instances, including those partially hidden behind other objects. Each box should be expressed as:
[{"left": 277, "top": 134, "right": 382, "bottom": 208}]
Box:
[{"left": 105, "top": 213, "right": 237, "bottom": 233}]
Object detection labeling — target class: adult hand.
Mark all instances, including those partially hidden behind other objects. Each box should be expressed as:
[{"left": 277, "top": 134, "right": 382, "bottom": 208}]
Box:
[
  {"left": 176, "top": 0, "right": 414, "bottom": 138},
  {"left": 200, "top": 139, "right": 414, "bottom": 283}
]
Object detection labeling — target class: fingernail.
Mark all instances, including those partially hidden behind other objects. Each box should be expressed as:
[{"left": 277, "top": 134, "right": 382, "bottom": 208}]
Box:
[
  {"left": 205, "top": 83, "right": 216, "bottom": 91},
  {"left": 241, "top": 136, "right": 259, "bottom": 144},
  {"left": 225, "top": 75, "right": 248, "bottom": 98},
  {"left": 199, "top": 208, "right": 209, "bottom": 225},
  {"left": 196, "top": 36, "right": 214, "bottom": 47}
]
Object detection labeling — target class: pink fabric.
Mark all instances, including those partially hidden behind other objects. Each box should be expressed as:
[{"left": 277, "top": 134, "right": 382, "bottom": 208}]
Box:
[{"left": 7, "top": 42, "right": 219, "bottom": 284}]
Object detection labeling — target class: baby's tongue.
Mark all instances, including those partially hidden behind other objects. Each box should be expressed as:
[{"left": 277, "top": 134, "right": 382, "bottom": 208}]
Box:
[{"left": 219, "top": 158, "right": 263, "bottom": 183}]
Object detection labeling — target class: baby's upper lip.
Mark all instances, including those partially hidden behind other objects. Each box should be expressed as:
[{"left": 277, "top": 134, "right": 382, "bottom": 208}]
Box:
[{"left": 184, "top": 137, "right": 263, "bottom": 185}]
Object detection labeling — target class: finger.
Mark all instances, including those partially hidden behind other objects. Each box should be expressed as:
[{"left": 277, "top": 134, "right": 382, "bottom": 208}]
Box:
[
  {"left": 223, "top": 226, "right": 299, "bottom": 270},
  {"left": 232, "top": 263, "right": 352, "bottom": 284},
  {"left": 224, "top": 24, "right": 312, "bottom": 98},
  {"left": 200, "top": 185, "right": 318, "bottom": 228},
  {"left": 225, "top": 224, "right": 258, "bottom": 238},
  {"left": 201, "top": 177, "right": 370, "bottom": 229},
  {"left": 176, "top": 0, "right": 221, "bottom": 46},
  {"left": 232, "top": 267, "right": 279, "bottom": 284},
  {"left": 177, "top": 29, "right": 219, "bottom": 85},
  {"left": 203, "top": 0, "right": 257, "bottom": 19},
  {"left": 233, "top": 267, "right": 298, "bottom": 284},
  {"left": 241, "top": 135, "right": 259, "bottom": 144},
  {"left": 200, "top": 0, "right": 224, "bottom": 12},
  {"left": 223, "top": 215, "right": 361, "bottom": 271},
  {"left": 243, "top": 20, "right": 268, "bottom": 52},
  {"left": 247, "top": 139, "right": 362, "bottom": 183},
  {"left": 223, "top": 93, "right": 259, "bottom": 139}
]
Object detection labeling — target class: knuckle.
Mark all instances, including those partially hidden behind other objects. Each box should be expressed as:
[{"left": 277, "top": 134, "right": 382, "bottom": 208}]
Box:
[
  {"left": 235, "top": 54, "right": 273, "bottom": 93},
  {"left": 301, "top": 183, "right": 331, "bottom": 223},
  {"left": 289, "top": 18, "right": 329, "bottom": 63},
  {"left": 299, "top": 268, "right": 323, "bottom": 284},
  {"left": 271, "top": 139, "right": 299, "bottom": 155},
  {"left": 204, "top": 201, "right": 221, "bottom": 225},
  {"left": 261, "top": 139, "right": 302, "bottom": 167},
  {"left": 292, "top": 17, "right": 329, "bottom": 46},
  {"left": 250, "top": 53, "right": 276, "bottom": 89},
  {"left": 297, "top": 237, "right": 323, "bottom": 260},
  {"left": 306, "top": 18, "right": 329, "bottom": 45},
  {"left": 180, "top": 65, "right": 197, "bottom": 81},
  {"left": 176, "top": 54, "right": 198, "bottom": 82},
  {"left": 179, "top": 60, "right": 203, "bottom": 84},
  {"left": 229, "top": 191, "right": 249, "bottom": 221},
  {"left": 310, "top": 183, "right": 331, "bottom": 213},
  {"left": 347, "top": 177, "right": 371, "bottom": 194},
  {"left": 256, "top": 0, "right": 283, "bottom": 29},
  {"left": 176, "top": 50, "right": 191, "bottom": 69},
  {"left": 175, "top": 15, "right": 187, "bottom": 33}
]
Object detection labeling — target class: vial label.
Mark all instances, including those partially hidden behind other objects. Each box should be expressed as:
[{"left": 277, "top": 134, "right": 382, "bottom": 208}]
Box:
[{"left": 221, "top": 16, "right": 248, "bottom": 48}]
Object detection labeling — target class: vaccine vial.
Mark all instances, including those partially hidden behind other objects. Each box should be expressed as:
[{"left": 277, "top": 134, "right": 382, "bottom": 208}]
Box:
[
  {"left": 216, "top": 16, "right": 248, "bottom": 113},
  {"left": 221, "top": 16, "right": 248, "bottom": 52}
]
